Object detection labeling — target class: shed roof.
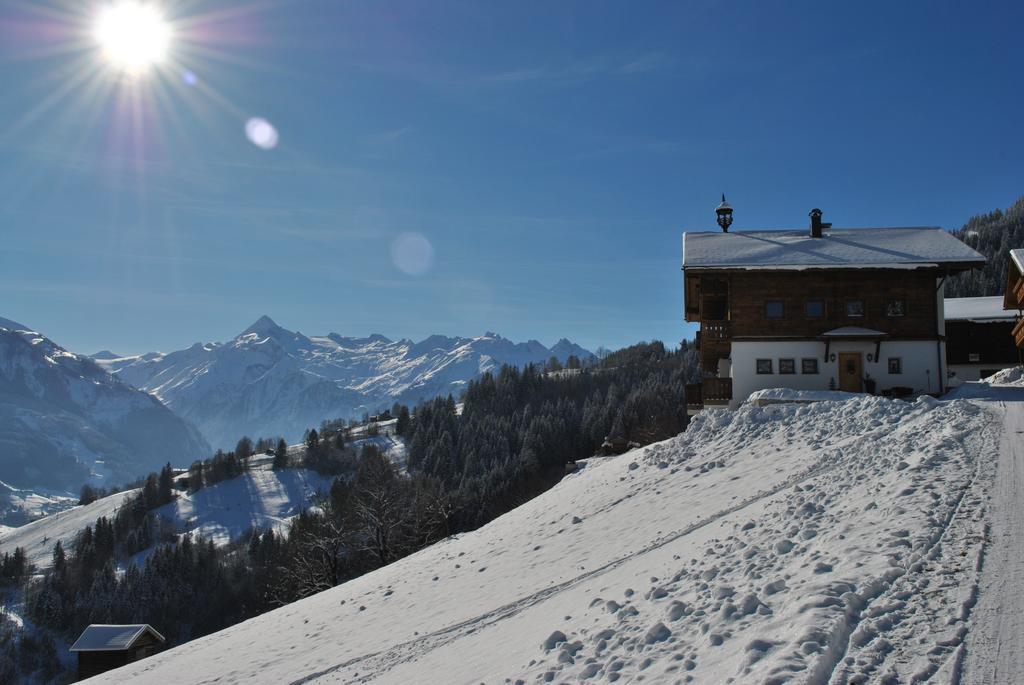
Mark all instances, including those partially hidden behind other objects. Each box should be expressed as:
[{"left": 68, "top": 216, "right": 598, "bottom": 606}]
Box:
[
  {"left": 682, "top": 227, "right": 984, "bottom": 271},
  {"left": 945, "top": 296, "right": 1015, "bottom": 322},
  {"left": 70, "top": 624, "right": 166, "bottom": 652}
]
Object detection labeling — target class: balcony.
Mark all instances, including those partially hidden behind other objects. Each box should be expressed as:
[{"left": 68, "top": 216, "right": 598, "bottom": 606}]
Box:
[
  {"left": 1014, "top": 316, "right": 1024, "bottom": 349},
  {"left": 702, "top": 320, "right": 730, "bottom": 341},
  {"left": 685, "top": 377, "right": 733, "bottom": 413}
]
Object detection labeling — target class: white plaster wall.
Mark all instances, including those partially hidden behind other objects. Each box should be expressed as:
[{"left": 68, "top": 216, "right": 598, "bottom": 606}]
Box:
[{"left": 728, "top": 339, "right": 943, "bottom": 408}]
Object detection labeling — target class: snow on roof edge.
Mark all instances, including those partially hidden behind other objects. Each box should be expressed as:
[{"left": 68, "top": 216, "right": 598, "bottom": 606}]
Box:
[
  {"left": 682, "top": 226, "right": 985, "bottom": 269},
  {"left": 944, "top": 296, "right": 1016, "bottom": 322},
  {"left": 1011, "top": 249, "right": 1024, "bottom": 275},
  {"left": 70, "top": 624, "right": 166, "bottom": 652}
]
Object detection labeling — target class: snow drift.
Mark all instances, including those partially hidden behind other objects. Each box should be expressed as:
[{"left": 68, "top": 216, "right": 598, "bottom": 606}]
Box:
[{"left": 86, "top": 392, "right": 1000, "bottom": 684}]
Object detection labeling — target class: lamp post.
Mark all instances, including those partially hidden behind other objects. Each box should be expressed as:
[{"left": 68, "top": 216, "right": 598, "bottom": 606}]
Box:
[{"left": 716, "top": 194, "right": 733, "bottom": 232}]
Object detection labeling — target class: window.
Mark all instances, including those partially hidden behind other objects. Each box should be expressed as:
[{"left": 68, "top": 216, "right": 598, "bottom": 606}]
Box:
[
  {"left": 802, "top": 358, "right": 819, "bottom": 374},
  {"left": 886, "top": 299, "right": 905, "bottom": 317},
  {"left": 846, "top": 299, "right": 865, "bottom": 317},
  {"left": 765, "top": 301, "right": 784, "bottom": 319},
  {"left": 805, "top": 299, "right": 825, "bottom": 318},
  {"left": 888, "top": 358, "right": 902, "bottom": 374},
  {"left": 779, "top": 358, "right": 796, "bottom": 374},
  {"left": 756, "top": 359, "right": 773, "bottom": 374}
]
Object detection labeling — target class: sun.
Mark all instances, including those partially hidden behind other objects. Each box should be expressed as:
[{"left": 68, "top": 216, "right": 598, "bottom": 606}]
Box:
[{"left": 93, "top": 2, "right": 172, "bottom": 74}]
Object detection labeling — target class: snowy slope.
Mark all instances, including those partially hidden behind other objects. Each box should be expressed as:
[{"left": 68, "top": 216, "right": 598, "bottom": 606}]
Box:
[
  {"left": 97, "top": 316, "right": 593, "bottom": 449},
  {"left": 0, "top": 463, "right": 337, "bottom": 572},
  {"left": 0, "top": 488, "right": 138, "bottom": 570},
  {"left": 0, "top": 316, "right": 210, "bottom": 491},
  {"left": 0, "top": 427, "right": 408, "bottom": 572},
  {"left": 153, "top": 463, "right": 335, "bottom": 546},
  {"left": 87, "top": 390, "right": 1006, "bottom": 685}
]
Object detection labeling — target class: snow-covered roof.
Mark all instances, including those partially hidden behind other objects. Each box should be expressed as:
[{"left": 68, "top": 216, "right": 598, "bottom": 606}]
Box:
[
  {"left": 821, "top": 326, "right": 888, "bottom": 337},
  {"left": 944, "top": 297, "right": 1015, "bottom": 322},
  {"left": 682, "top": 227, "right": 984, "bottom": 270},
  {"left": 70, "top": 624, "right": 165, "bottom": 652},
  {"left": 1011, "top": 249, "right": 1024, "bottom": 275}
]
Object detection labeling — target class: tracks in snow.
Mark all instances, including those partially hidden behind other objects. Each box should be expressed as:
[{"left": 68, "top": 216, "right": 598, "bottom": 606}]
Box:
[
  {"left": 821, "top": 401, "right": 1001, "bottom": 685},
  {"left": 286, "top": 448, "right": 852, "bottom": 684},
  {"left": 962, "top": 395, "right": 1024, "bottom": 684}
]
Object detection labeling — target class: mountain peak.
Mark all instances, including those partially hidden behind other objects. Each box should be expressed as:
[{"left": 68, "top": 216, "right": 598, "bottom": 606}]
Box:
[{"left": 241, "top": 315, "right": 283, "bottom": 338}]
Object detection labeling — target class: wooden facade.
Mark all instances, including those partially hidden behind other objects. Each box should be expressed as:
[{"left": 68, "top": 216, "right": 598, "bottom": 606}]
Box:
[
  {"left": 946, "top": 320, "right": 1019, "bottom": 367},
  {"left": 685, "top": 268, "right": 943, "bottom": 377}
]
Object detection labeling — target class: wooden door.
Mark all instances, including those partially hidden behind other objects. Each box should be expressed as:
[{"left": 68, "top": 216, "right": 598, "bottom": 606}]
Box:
[{"left": 838, "top": 353, "right": 863, "bottom": 392}]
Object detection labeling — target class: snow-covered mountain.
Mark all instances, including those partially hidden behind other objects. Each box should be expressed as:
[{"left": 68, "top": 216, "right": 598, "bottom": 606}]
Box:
[
  {"left": 0, "top": 316, "right": 210, "bottom": 493},
  {"left": 97, "top": 316, "right": 593, "bottom": 449},
  {"left": 85, "top": 384, "right": 1019, "bottom": 685}
]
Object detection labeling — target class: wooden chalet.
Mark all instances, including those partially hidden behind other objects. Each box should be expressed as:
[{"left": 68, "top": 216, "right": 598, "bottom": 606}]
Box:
[
  {"left": 70, "top": 624, "right": 166, "bottom": 680},
  {"left": 945, "top": 296, "right": 1021, "bottom": 384},
  {"left": 1004, "top": 249, "right": 1024, "bottom": 350},
  {"left": 683, "top": 200, "right": 985, "bottom": 411}
]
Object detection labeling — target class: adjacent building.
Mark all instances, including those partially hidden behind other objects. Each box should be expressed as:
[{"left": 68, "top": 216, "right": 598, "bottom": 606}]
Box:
[
  {"left": 1004, "top": 249, "right": 1024, "bottom": 351},
  {"left": 683, "top": 201, "right": 985, "bottom": 411},
  {"left": 944, "top": 296, "right": 1020, "bottom": 385}
]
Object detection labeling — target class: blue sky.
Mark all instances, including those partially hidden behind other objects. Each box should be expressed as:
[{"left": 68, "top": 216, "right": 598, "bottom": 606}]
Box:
[{"left": 1, "top": 0, "right": 1022, "bottom": 356}]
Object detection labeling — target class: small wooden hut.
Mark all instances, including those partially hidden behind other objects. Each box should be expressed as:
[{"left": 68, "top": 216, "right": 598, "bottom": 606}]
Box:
[{"left": 70, "top": 624, "right": 166, "bottom": 680}]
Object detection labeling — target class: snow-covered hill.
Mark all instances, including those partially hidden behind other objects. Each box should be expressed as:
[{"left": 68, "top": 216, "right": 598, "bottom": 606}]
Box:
[
  {"left": 86, "top": 387, "right": 1014, "bottom": 684},
  {"left": 0, "top": 488, "right": 139, "bottom": 570},
  {"left": 0, "top": 316, "right": 210, "bottom": 493},
  {"left": 97, "top": 316, "right": 593, "bottom": 449},
  {"left": 0, "top": 432, "right": 407, "bottom": 572}
]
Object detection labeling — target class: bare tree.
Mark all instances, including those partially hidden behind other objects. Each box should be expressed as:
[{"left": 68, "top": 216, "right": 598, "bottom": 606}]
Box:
[{"left": 352, "top": 449, "right": 409, "bottom": 566}]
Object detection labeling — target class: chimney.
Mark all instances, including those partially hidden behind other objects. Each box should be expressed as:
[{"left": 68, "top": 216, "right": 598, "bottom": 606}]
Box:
[{"left": 808, "top": 208, "right": 831, "bottom": 238}]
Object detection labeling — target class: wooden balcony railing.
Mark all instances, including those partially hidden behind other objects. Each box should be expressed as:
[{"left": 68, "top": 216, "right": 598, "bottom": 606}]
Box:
[
  {"left": 702, "top": 377, "right": 732, "bottom": 404},
  {"left": 702, "top": 320, "right": 731, "bottom": 342},
  {"left": 1013, "top": 316, "right": 1024, "bottom": 349},
  {"left": 685, "top": 378, "right": 733, "bottom": 410},
  {"left": 1015, "top": 279, "right": 1024, "bottom": 308}
]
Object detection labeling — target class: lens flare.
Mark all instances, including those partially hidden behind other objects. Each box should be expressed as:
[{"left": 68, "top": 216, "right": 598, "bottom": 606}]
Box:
[
  {"left": 94, "top": 2, "right": 172, "bottom": 74},
  {"left": 391, "top": 233, "right": 435, "bottom": 276},
  {"left": 245, "top": 117, "right": 279, "bottom": 149}
]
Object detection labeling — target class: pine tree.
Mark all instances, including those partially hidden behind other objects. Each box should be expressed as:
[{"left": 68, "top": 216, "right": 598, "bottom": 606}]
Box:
[
  {"left": 273, "top": 438, "right": 289, "bottom": 470},
  {"left": 235, "top": 436, "right": 254, "bottom": 461},
  {"left": 158, "top": 463, "right": 175, "bottom": 504}
]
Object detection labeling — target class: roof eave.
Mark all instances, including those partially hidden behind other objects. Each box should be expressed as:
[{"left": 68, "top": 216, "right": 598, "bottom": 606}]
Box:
[{"left": 682, "top": 261, "right": 983, "bottom": 272}]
